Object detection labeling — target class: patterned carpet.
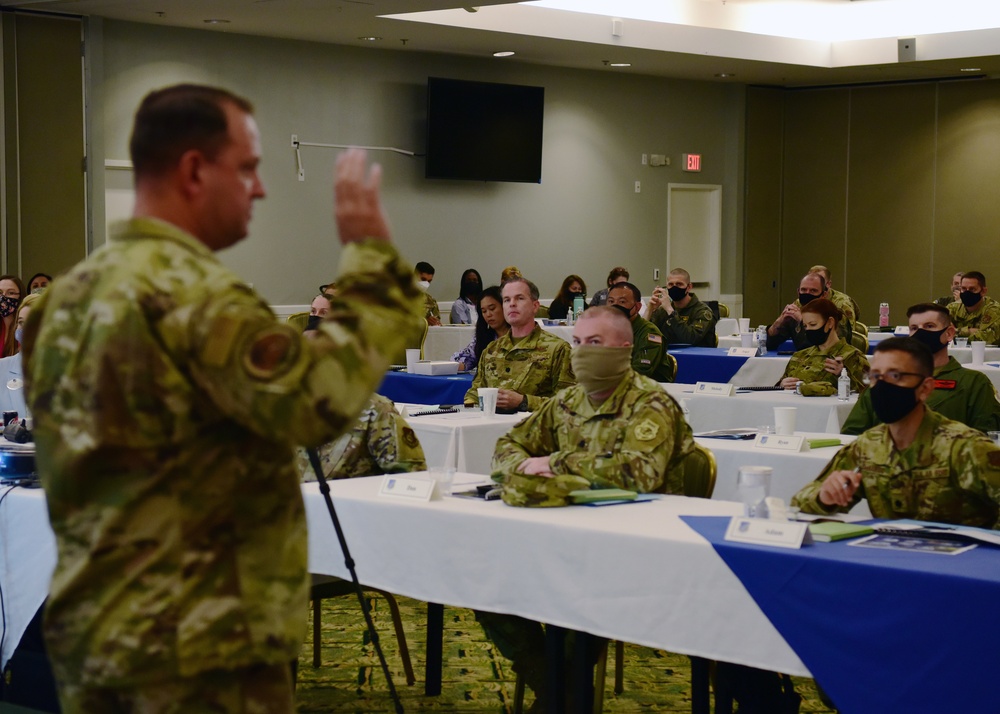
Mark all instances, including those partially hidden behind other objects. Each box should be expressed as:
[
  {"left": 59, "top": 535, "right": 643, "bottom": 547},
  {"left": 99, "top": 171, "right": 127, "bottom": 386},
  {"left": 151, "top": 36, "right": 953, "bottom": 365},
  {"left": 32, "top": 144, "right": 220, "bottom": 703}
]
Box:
[{"left": 295, "top": 592, "right": 836, "bottom": 713}]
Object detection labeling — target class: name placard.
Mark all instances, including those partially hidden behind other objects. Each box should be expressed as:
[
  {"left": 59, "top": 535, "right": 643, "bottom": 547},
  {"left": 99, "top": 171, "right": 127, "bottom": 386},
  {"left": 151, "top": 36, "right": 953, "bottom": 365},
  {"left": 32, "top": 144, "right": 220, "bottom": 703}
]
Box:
[
  {"left": 724, "top": 517, "right": 813, "bottom": 549},
  {"left": 754, "top": 434, "right": 806, "bottom": 452},
  {"left": 894, "top": 326, "right": 910, "bottom": 336},
  {"left": 695, "top": 382, "right": 735, "bottom": 397},
  {"left": 727, "top": 347, "right": 758, "bottom": 357},
  {"left": 379, "top": 474, "right": 433, "bottom": 501}
]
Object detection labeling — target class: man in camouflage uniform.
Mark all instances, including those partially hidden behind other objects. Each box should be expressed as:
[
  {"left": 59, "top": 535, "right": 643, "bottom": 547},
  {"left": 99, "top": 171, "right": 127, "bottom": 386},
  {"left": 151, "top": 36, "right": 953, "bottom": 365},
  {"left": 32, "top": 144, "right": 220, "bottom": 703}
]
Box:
[
  {"left": 415, "top": 261, "right": 442, "bottom": 326},
  {"left": 645, "top": 268, "right": 719, "bottom": 347},
  {"left": 478, "top": 307, "right": 694, "bottom": 705},
  {"left": 297, "top": 393, "right": 426, "bottom": 480},
  {"left": 809, "top": 264, "right": 861, "bottom": 325},
  {"left": 948, "top": 270, "right": 1000, "bottom": 345},
  {"left": 765, "top": 272, "right": 854, "bottom": 351},
  {"left": 933, "top": 272, "right": 963, "bottom": 308},
  {"left": 843, "top": 303, "right": 1000, "bottom": 434},
  {"left": 606, "top": 282, "right": 675, "bottom": 382},
  {"left": 793, "top": 338, "right": 1000, "bottom": 525},
  {"left": 23, "top": 85, "right": 422, "bottom": 713},
  {"left": 463, "top": 277, "right": 574, "bottom": 412}
]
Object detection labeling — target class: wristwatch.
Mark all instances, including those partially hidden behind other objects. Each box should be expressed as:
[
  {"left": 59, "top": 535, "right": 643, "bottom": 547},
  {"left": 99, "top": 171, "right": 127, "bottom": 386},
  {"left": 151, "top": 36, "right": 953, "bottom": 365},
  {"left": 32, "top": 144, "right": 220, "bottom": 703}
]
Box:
[{"left": 518, "top": 395, "right": 529, "bottom": 411}]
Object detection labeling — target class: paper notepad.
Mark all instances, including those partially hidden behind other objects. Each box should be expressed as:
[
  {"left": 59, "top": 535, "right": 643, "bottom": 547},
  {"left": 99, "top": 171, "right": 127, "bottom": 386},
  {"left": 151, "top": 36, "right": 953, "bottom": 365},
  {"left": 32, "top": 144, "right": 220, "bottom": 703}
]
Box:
[{"left": 808, "top": 521, "right": 874, "bottom": 542}]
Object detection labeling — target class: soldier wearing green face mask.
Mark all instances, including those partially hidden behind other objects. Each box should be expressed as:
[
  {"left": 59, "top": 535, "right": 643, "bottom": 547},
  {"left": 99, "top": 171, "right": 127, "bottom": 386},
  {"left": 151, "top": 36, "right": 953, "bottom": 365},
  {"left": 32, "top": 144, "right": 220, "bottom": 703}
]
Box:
[
  {"left": 478, "top": 307, "right": 695, "bottom": 709},
  {"left": 793, "top": 337, "right": 1000, "bottom": 525}
]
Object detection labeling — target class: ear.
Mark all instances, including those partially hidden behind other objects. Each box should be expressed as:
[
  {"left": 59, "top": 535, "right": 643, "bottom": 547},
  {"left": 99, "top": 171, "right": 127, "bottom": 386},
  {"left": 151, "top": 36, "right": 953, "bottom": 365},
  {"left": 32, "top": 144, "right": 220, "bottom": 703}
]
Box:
[
  {"left": 175, "top": 149, "right": 208, "bottom": 200},
  {"left": 917, "top": 376, "right": 936, "bottom": 403},
  {"left": 944, "top": 324, "right": 956, "bottom": 343}
]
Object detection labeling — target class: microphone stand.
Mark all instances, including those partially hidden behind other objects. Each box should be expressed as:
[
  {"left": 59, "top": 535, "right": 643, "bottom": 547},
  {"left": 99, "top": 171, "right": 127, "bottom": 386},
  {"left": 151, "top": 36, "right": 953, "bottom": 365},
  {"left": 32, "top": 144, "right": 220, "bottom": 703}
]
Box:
[{"left": 307, "top": 447, "right": 404, "bottom": 714}]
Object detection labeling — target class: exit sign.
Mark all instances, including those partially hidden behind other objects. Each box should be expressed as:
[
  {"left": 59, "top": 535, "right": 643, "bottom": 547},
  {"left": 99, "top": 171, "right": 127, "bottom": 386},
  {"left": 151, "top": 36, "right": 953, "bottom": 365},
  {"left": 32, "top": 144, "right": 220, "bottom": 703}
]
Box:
[{"left": 683, "top": 153, "right": 702, "bottom": 172}]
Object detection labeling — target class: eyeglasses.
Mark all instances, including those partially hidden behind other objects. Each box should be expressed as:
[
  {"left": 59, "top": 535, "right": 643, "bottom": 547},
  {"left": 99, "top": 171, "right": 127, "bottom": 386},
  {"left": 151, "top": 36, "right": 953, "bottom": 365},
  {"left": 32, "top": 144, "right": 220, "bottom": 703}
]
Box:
[{"left": 865, "top": 370, "right": 927, "bottom": 386}]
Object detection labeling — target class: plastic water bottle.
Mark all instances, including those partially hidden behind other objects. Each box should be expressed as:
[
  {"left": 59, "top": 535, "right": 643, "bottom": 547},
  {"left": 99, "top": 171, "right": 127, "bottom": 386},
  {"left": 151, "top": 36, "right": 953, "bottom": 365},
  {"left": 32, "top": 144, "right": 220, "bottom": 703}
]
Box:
[
  {"left": 755, "top": 325, "right": 767, "bottom": 356},
  {"left": 838, "top": 368, "right": 850, "bottom": 401},
  {"left": 573, "top": 294, "right": 585, "bottom": 322},
  {"left": 879, "top": 302, "right": 889, "bottom": 329},
  {"left": 737, "top": 466, "right": 772, "bottom": 519}
]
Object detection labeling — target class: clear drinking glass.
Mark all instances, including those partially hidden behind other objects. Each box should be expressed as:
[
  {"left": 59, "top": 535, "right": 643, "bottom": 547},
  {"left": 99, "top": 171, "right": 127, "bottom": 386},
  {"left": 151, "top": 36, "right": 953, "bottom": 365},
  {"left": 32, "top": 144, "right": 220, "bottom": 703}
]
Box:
[{"left": 737, "top": 466, "right": 772, "bottom": 519}]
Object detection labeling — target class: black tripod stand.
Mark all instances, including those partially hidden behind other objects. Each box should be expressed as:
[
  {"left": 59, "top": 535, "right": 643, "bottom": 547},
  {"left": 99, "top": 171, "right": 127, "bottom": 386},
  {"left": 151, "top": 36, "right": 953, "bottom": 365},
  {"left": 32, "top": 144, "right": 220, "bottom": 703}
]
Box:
[{"left": 306, "top": 448, "right": 404, "bottom": 714}]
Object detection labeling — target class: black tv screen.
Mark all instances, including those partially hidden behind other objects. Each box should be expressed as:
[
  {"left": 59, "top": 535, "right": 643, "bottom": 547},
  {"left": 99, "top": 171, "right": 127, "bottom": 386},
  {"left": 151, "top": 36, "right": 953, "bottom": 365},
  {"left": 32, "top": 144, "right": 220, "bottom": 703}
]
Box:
[{"left": 425, "top": 77, "right": 544, "bottom": 183}]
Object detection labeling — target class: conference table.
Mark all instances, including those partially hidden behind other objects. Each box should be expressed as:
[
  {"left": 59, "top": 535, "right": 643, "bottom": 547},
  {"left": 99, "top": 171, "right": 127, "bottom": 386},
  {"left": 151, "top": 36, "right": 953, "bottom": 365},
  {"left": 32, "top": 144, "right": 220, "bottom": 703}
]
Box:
[
  {"left": 664, "top": 384, "right": 858, "bottom": 433},
  {"left": 671, "top": 347, "right": 790, "bottom": 386},
  {"left": 402, "top": 409, "right": 527, "bottom": 472}
]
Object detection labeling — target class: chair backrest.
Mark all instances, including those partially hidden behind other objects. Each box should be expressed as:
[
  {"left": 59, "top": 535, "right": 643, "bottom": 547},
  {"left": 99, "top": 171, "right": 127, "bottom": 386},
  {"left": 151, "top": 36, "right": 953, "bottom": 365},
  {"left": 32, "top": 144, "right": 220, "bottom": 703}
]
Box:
[
  {"left": 663, "top": 352, "right": 678, "bottom": 383},
  {"left": 717, "top": 303, "right": 730, "bottom": 318},
  {"left": 850, "top": 330, "right": 869, "bottom": 353},
  {"left": 286, "top": 311, "right": 309, "bottom": 333},
  {"left": 850, "top": 297, "right": 862, "bottom": 324},
  {"left": 854, "top": 322, "right": 869, "bottom": 336},
  {"left": 536, "top": 304, "right": 550, "bottom": 318},
  {"left": 681, "top": 443, "right": 717, "bottom": 499}
]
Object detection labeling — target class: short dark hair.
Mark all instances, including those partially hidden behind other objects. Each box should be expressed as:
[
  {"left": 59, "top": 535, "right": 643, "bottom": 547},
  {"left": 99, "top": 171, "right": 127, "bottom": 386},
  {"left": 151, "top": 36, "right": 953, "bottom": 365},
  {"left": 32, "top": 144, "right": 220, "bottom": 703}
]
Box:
[
  {"left": 800, "top": 272, "right": 827, "bottom": 293},
  {"left": 906, "top": 302, "right": 951, "bottom": 326},
  {"left": 608, "top": 281, "right": 641, "bottom": 303},
  {"left": 503, "top": 277, "right": 540, "bottom": 301},
  {"left": 606, "top": 267, "right": 629, "bottom": 286},
  {"left": 415, "top": 261, "right": 435, "bottom": 275},
  {"left": 963, "top": 271, "right": 986, "bottom": 288},
  {"left": 874, "top": 337, "right": 934, "bottom": 377},
  {"left": 129, "top": 84, "right": 254, "bottom": 178}
]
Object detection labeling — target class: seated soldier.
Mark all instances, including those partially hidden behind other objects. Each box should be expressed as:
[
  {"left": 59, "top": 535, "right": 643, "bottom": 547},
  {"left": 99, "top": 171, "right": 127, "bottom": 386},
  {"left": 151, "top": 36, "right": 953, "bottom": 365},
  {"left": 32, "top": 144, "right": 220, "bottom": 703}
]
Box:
[
  {"left": 606, "top": 281, "right": 674, "bottom": 382},
  {"left": 766, "top": 272, "right": 853, "bottom": 351},
  {"left": 842, "top": 303, "right": 1000, "bottom": 434},
  {"left": 644, "top": 268, "right": 718, "bottom": 347},
  {"left": 948, "top": 270, "right": 1000, "bottom": 345},
  {"left": 809, "top": 264, "right": 859, "bottom": 325},
  {"left": 793, "top": 337, "right": 1000, "bottom": 526},
  {"left": 777, "top": 298, "right": 868, "bottom": 396},
  {"left": 463, "top": 277, "right": 574, "bottom": 412},
  {"left": 477, "top": 306, "right": 694, "bottom": 708}
]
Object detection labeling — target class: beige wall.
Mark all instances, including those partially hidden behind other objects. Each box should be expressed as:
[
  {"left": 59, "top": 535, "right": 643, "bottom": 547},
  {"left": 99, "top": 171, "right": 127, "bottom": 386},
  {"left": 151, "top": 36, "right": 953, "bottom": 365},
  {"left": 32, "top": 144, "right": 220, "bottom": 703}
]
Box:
[
  {"left": 92, "top": 21, "right": 746, "bottom": 306},
  {"left": 746, "top": 79, "right": 1000, "bottom": 327}
]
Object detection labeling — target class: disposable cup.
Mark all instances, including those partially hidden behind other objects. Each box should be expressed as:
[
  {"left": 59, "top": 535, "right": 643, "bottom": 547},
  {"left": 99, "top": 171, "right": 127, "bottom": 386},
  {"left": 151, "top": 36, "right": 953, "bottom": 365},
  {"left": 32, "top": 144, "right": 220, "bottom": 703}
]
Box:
[
  {"left": 739, "top": 318, "right": 751, "bottom": 332},
  {"left": 774, "top": 407, "right": 797, "bottom": 436},
  {"left": 971, "top": 340, "right": 986, "bottom": 365},
  {"left": 478, "top": 387, "right": 499, "bottom": 417},
  {"left": 740, "top": 333, "right": 755, "bottom": 348},
  {"left": 405, "top": 348, "right": 421, "bottom": 373}
]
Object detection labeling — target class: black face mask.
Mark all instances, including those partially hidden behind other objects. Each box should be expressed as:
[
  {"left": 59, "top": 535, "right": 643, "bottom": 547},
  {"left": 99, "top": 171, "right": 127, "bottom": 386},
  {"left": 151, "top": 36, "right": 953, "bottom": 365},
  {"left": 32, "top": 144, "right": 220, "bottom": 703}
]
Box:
[
  {"left": 667, "top": 286, "right": 687, "bottom": 302},
  {"left": 869, "top": 380, "right": 920, "bottom": 424},
  {"left": 910, "top": 328, "right": 948, "bottom": 354},
  {"left": 798, "top": 292, "right": 818, "bottom": 306},
  {"left": 960, "top": 290, "right": 982, "bottom": 308},
  {"left": 305, "top": 314, "right": 323, "bottom": 332},
  {"left": 804, "top": 325, "right": 831, "bottom": 346}
]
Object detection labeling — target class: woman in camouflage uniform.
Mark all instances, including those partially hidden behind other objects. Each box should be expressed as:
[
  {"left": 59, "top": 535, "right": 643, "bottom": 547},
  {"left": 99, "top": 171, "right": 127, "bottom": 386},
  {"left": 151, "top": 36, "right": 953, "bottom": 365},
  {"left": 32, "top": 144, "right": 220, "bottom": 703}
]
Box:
[{"left": 778, "top": 298, "right": 868, "bottom": 396}]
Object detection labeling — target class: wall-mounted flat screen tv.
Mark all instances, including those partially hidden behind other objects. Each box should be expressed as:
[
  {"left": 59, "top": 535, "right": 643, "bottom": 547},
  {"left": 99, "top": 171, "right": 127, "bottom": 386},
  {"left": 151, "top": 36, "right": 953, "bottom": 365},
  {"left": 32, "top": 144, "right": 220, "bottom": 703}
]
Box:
[{"left": 425, "top": 77, "right": 544, "bottom": 183}]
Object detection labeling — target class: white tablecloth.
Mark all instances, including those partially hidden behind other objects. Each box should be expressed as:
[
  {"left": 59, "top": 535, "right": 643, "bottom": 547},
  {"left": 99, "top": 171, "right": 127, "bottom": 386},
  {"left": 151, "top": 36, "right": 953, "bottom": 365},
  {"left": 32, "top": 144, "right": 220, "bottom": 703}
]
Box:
[
  {"left": 404, "top": 410, "right": 526, "bottom": 472},
  {"left": 696, "top": 432, "right": 870, "bottom": 517},
  {"left": 728, "top": 356, "right": 790, "bottom": 386},
  {"left": 303, "top": 476, "right": 809, "bottom": 676},
  {"left": 665, "top": 384, "right": 857, "bottom": 433},
  {"left": 0, "top": 486, "right": 57, "bottom": 668},
  {"left": 948, "top": 346, "right": 1000, "bottom": 364}
]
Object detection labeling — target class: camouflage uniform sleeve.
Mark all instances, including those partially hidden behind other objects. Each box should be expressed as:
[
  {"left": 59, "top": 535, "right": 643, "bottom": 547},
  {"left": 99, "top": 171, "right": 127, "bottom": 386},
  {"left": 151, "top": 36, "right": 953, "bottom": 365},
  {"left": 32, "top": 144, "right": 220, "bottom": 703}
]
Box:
[
  {"left": 841, "top": 389, "right": 876, "bottom": 435},
  {"left": 525, "top": 340, "right": 574, "bottom": 412},
  {"left": 492, "top": 404, "right": 560, "bottom": 476},
  {"left": 547, "top": 396, "right": 677, "bottom": 493},
  {"left": 791, "top": 443, "right": 862, "bottom": 514},
  {"left": 187, "top": 240, "right": 423, "bottom": 448},
  {"left": 423, "top": 292, "right": 440, "bottom": 321},
  {"left": 844, "top": 348, "right": 870, "bottom": 394},
  {"left": 949, "top": 303, "right": 970, "bottom": 338},
  {"left": 368, "top": 396, "right": 427, "bottom": 473},
  {"left": 971, "top": 302, "right": 1000, "bottom": 345},
  {"left": 951, "top": 436, "right": 1000, "bottom": 526},
  {"left": 464, "top": 342, "right": 494, "bottom": 406},
  {"left": 665, "top": 303, "right": 716, "bottom": 345}
]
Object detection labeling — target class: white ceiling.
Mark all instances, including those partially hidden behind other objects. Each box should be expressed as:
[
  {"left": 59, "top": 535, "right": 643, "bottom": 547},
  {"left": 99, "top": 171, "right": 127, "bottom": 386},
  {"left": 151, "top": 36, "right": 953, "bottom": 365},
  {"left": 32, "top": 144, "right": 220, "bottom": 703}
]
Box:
[{"left": 4, "top": 0, "right": 1000, "bottom": 87}]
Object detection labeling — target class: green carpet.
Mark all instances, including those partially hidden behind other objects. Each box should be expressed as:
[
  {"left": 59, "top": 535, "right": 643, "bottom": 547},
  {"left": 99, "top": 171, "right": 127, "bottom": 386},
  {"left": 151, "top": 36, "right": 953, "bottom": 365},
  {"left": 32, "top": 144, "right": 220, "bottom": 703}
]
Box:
[{"left": 295, "top": 593, "right": 836, "bottom": 712}]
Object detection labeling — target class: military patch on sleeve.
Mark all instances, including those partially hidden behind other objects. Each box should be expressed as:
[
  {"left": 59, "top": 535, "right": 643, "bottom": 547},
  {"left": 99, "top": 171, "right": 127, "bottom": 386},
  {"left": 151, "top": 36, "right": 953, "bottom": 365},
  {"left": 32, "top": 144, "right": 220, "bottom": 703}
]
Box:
[
  {"left": 243, "top": 326, "right": 298, "bottom": 380},
  {"left": 402, "top": 427, "right": 419, "bottom": 449},
  {"left": 647, "top": 334, "right": 662, "bottom": 344},
  {"left": 633, "top": 419, "right": 659, "bottom": 441},
  {"left": 202, "top": 315, "right": 244, "bottom": 367}
]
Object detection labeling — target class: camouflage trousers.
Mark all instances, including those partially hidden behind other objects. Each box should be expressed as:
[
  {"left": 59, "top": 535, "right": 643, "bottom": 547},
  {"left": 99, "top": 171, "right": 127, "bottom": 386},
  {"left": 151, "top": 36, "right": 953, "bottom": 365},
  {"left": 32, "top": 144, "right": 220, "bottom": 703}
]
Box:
[{"left": 57, "top": 662, "right": 296, "bottom": 714}]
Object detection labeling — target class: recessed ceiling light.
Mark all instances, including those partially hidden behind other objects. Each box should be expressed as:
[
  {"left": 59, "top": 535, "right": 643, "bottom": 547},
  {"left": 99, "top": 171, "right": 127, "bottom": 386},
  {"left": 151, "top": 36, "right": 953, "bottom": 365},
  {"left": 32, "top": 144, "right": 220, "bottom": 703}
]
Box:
[
  {"left": 204, "top": 18, "right": 230, "bottom": 24},
  {"left": 960, "top": 67, "right": 982, "bottom": 72},
  {"left": 358, "top": 36, "right": 382, "bottom": 41},
  {"left": 609, "top": 62, "right": 632, "bottom": 68},
  {"left": 714, "top": 73, "right": 736, "bottom": 78},
  {"left": 493, "top": 51, "right": 515, "bottom": 57}
]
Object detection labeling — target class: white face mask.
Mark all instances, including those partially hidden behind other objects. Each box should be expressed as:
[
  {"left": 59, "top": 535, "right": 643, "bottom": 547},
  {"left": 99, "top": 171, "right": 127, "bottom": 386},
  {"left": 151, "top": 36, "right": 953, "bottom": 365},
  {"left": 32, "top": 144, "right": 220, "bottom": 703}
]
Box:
[{"left": 417, "top": 280, "right": 431, "bottom": 290}]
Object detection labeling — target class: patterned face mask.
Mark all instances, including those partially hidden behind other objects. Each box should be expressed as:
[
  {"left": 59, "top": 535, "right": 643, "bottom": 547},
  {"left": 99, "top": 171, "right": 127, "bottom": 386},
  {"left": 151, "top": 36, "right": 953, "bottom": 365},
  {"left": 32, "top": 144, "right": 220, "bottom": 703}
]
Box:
[{"left": 0, "top": 295, "right": 18, "bottom": 318}]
